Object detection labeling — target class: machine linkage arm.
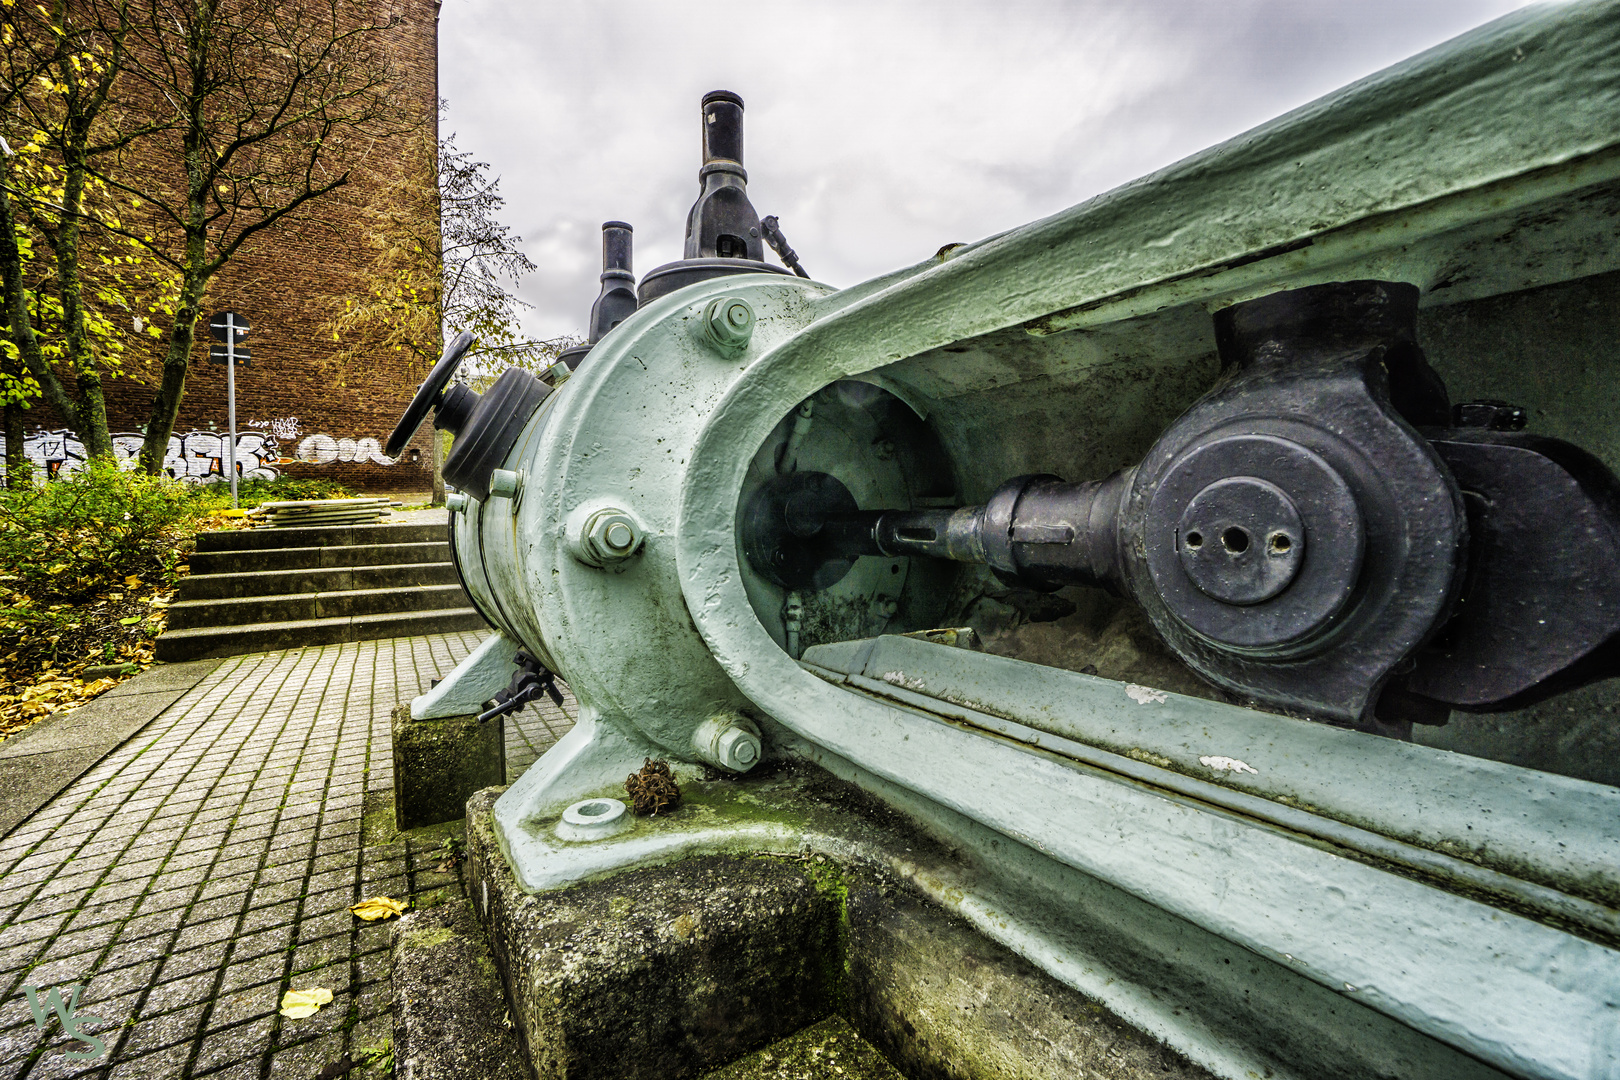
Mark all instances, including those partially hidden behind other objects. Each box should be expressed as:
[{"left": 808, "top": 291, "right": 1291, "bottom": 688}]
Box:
[{"left": 744, "top": 281, "right": 1620, "bottom": 728}]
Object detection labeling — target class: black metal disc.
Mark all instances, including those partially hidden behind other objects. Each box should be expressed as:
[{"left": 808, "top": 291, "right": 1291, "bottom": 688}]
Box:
[
  {"left": 742, "top": 471, "right": 862, "bottom": 591},
  {"left": 1145, "top": 433, "right": 1364, "bottom": 650},
  {"left": 441, "top": 366, "right": 549, "bottom": 502},
  {"left": 1176, "top": 476, "right": 1305, "bottom": 605}
]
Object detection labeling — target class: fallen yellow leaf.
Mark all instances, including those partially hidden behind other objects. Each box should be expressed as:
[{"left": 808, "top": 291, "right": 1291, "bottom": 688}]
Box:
[
  {"left": 350, "top": 896, "right": 409, "bottom": 921},
  {"left": 124, "top": 575, "right": 141, "bottom": 588},
  {"left": 279, "top": 987, "right": 333, "bottom": 1019}
]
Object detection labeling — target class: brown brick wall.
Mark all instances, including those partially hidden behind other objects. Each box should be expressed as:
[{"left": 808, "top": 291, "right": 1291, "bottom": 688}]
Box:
[{"left": 16, "top": 0, "right": 443, "bottom": 492}]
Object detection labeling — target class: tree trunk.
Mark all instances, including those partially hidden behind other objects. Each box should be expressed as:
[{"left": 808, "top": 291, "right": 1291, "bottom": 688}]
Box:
[
  {"left": 2, "top": 350, "right": 25, "bottom": 487},
  {"left": 139, "top": 266, "right": 206, "bottom": 475},
  {"left": 53, "top": 165, "right": 113, "bottom": 459},
  {"left": 0, "top": 165, "right": 83, "bottom": 441}
]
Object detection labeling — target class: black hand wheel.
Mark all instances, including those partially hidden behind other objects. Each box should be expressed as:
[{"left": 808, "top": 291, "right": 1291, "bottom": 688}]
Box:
[{"left": 385, "top": 331, "right": 476, "bottom": 459}]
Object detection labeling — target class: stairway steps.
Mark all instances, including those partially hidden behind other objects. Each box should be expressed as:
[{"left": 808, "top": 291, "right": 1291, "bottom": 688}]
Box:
[
  {"left": 165, "top": 583, "right": 470, "bottom": 630},
  {"left": 194, "top": 522, "right": 446, "bottom": 551},
  {"left": 154, "top": 608, "right": 489, "bottom": 662},
  {"left": 158, "top": 518, "right": 488, "bottom": 661},
  {"left": 176, "top": 561, "right": 462, "bottom": 601},
  {"left": 189, "top": 541, "right": 450, "bottom": 575}
]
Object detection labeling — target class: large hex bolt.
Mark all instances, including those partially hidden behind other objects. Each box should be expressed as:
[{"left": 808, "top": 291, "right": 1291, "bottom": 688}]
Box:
[
  {"left": 701, "top": 296, "right": 755, "bottom": 356},
  {"left": 691, "top": 711, "right": 763, "bottom": 773},
  {"left": 567, "top": 505, "right": 646, "bottom": 569}
]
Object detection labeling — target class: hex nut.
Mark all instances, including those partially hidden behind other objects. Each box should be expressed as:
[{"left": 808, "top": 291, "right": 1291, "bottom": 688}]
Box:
[
  {"left": 445, "top": 491, "right": 470, "bottom": 513},
  {"left": 568, "top": 506, "right": 646, "bottom": 568},
  {"left": 691, "top": 712, "right": 764, "bottom": 774},
  {"left": 702, "top": 296, "right": 755, "bottom": 355}
]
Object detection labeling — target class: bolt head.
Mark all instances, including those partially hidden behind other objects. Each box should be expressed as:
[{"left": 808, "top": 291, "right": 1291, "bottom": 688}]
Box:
[
  {"left": 581, "top": 508, "right": 644, "bottom": 565},
  {"left": 715, "top": 726, "right": 761, "bottom": 770},
  {"left": 702, "top": 296, "right": 755, "bottom": 353}
]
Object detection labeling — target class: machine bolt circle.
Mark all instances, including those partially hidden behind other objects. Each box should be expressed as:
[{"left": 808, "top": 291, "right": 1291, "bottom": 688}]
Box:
[
  {"left": 1177, "top": 476, "right": 1305, "bottom": 606},
  {"left": 692, "top": 712, "right": 764, "bottom": 774},
  {"left": 702, "top": 295, "right": 756, "bottom": 354},
  {"left": 1144, "top": 431, "right": 1365, "bottom": 651},
  {"left": 716, "top": 727, "right": 760, "bottom": 769}
]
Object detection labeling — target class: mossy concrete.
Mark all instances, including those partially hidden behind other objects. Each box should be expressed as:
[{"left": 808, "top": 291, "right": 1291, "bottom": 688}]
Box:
[
  {"left": 464, "top": 809, "right": 840, "bottom": 1080},
  {"left": 696, "top": 1016, "right": 904, "bottom": 1080},
  {"left": 843, "top": 865, "right": 1211, "bottom": 1080},
  {"left": 392, "top": 703, "right": 505, "bottom": 830},
  {"left": 390, "top": 898, "right": 532, "bottom": 1080},
  {"left": 463, "top": 766, "right": 1217, "bottom": 1080}
]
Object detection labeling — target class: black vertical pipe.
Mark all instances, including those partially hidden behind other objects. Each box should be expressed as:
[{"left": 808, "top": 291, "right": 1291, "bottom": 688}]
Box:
[
  {"left": 602, "top": 221, "right": 633, "bottom": 275},
  {"left": 702, "top": 90, "right": 745, "bottom": 166}
]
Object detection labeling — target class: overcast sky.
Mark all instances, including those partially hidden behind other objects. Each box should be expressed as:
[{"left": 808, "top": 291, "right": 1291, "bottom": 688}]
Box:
[{"left": 438, "top": 0, "right": 1532, "bottom": 344}]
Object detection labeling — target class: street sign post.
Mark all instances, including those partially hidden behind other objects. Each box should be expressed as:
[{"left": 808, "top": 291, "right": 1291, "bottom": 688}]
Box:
[{"left": 208, "top": 312, "right": 250, "bottom": 508}]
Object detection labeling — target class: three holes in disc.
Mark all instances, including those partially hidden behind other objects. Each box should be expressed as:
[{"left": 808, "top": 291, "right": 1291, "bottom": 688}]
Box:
[{"left": 1183, "top": 528, "right": 1292, "bottom": 554}]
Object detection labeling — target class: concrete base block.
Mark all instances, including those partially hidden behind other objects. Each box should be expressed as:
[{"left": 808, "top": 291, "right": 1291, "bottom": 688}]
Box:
[
  {"left": 463, "top": 772, "right": 1217, "bottom": 1080},
  {"left": 392, "top": 704, "right": 505, "bottom": 830},
  {"left": 391, "top": 899, "right": 531, "bottom": 1080}
]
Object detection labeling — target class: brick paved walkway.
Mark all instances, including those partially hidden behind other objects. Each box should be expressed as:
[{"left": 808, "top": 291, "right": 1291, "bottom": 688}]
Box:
[{"left": 0, "top": 632, "right": 575, "bottom": 1079}]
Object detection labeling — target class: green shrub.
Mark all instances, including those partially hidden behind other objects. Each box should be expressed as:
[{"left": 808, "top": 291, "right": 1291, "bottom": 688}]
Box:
[{"left": 0, "top": 461, "right": 202, "bottom": 602}]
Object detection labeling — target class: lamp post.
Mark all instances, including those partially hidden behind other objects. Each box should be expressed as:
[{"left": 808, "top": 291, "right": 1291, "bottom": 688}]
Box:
[{"left": 207, "top": 311, "right": 251, "bottom": 508}]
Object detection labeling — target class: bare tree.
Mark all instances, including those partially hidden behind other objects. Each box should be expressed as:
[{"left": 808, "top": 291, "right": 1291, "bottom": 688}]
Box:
[
  {"left": 324, "top": 120, "right": 573, "bottom": 502},
  {"left": 96, "top": 0, "right": 408, "bottom": 474},
  {"left": 0, "top": 0, "right": 163, "bottom": 466},
  {"left": 327, "top": 122, "right": 574, "bottom": 377}
]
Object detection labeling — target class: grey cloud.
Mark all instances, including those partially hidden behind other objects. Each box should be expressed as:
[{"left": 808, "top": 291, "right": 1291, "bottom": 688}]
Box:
[{"left": 439, "top": 0, "right": 1528, "bottom": 342}]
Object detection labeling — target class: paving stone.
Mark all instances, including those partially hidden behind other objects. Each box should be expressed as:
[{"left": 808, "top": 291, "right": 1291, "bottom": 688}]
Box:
[
  {"left": 266, "top": 1032, "right": 346, "bottom": 1080},
  {"left": 192, "top": 1057, "right": 263, "bottom": 1080},
  {"left": 156, "top": 944, "right": 230, "bottom": 984},
  {"left": 143, "top": 969, "right": 220, "bottom": 1015},
  {"left": 83, "top": 958, "right": 161, "bottom": 1003},
  {"left": 122, "top": 1001, "right": 207, "bottom": 1058},
  {"left": 0, "top": 634, "right": 522, "bottom": 1080},
  {"left": 184, "top": 893, "right": 250, "bottom": 928},
  {"left": 226, "top": 925, "right": 293, "bottom": 964},
  {"left": 172, "top": 915, "right": 239, "bottom": 952},
  {"left": 4, "top": 909, "right": 72, "bottom": 946},
  {"left": 217, "top": 952, "right": 287, "bottom": 997},
  {"left": 105, "top": 1038, "right": 193, "bottom": 1079},
  {"left": 206, "top": 984, "right": 281, "bottom": 1030}
]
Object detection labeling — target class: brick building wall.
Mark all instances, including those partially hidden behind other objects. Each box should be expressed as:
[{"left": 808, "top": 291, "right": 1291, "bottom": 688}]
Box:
[{"left": 11, "top": 0, "right": 443, "bottom": 492}]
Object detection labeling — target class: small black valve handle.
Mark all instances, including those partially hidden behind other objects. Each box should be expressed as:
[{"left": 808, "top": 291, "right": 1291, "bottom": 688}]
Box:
[
  {"left": 761, "top": 216, "right": 809, "bottom": 278},
  {"left": 477, "top": 650, "right": 565, "bottom": 724},
  {"left": 385, "top": 331, "right": 477, "bottom": 459}
]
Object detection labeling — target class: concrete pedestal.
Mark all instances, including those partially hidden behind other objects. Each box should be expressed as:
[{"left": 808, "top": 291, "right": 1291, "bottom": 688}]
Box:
[
  {"left": 391, "top": 703, "right": 505, "bottom": 830},
  {"left": 461, "top": 768, "right": 1216, "bottom": 1080}
]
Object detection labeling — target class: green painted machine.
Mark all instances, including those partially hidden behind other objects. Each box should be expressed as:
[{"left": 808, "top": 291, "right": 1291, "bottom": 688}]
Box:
[{"left": 389, "top": 5, "right": 1620, "bottom": 1077}]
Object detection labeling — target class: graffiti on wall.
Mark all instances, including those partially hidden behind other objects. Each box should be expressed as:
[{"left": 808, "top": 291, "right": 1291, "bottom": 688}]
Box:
[{"left": 0, "top": 424, "right": 399, "bottom": 483}]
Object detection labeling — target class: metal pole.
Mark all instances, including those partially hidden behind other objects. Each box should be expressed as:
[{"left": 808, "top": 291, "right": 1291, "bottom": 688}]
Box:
[{"left": 226, "top": 313, "right": 238, "bottom": 509}]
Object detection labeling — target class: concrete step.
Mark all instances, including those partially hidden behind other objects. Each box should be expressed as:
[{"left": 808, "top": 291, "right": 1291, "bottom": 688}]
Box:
[
  {"left": 154, "top": 607, "right": 489, "bottom": 662},
  {"left": 165, "top": 583, "right": 471, "bottom": 630},
  {"left": 195, "top": 522, "right": 446, "bottom": 552},
  {"left": 190, "top": 541, "right": 450, "bottom": 576},
  {"left": 176, "top": 561, "right": 462, "bottom": 601}
]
